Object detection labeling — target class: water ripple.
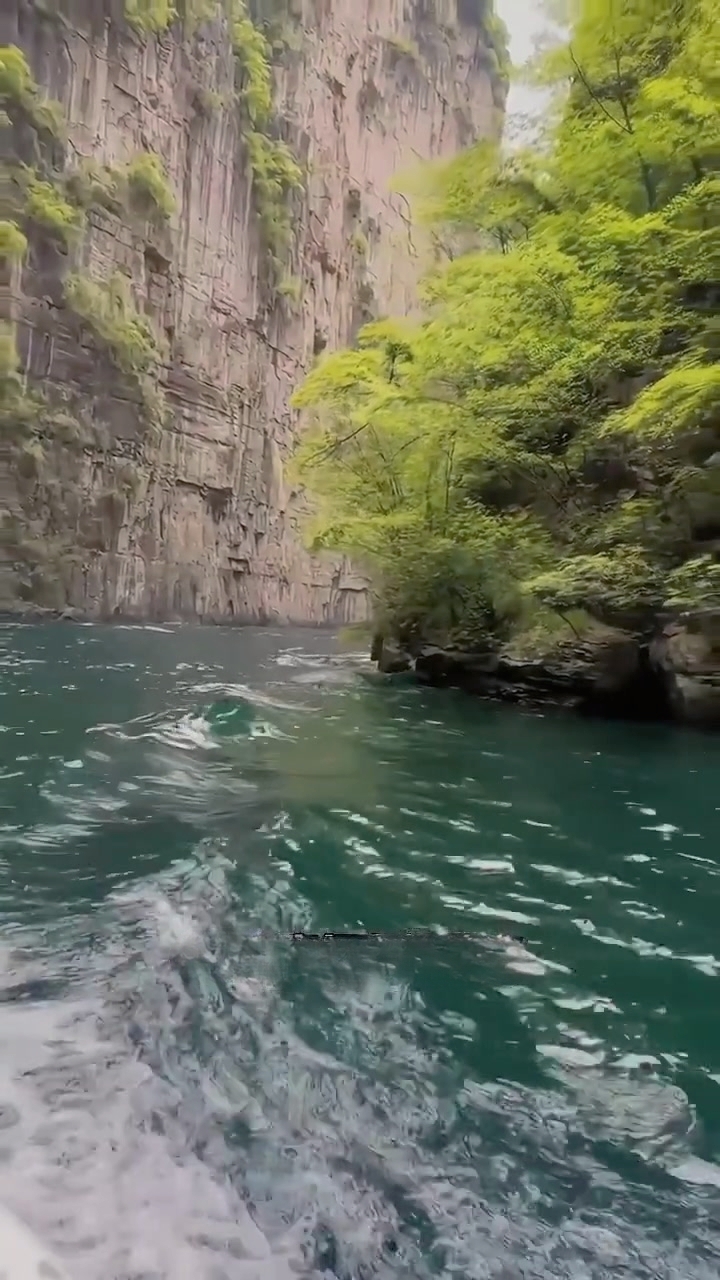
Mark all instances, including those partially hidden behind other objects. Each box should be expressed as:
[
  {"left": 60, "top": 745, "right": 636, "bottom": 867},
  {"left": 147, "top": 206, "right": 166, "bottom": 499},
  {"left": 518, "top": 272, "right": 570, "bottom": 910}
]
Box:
[{"left": 0, "top": 624, "right": 718, "bottom": 1278}]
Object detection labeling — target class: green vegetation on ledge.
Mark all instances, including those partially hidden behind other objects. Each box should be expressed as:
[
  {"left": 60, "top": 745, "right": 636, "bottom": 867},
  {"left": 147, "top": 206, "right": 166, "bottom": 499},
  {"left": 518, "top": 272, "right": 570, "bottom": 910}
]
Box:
[
  {"left": 124, "top": 0, "right": 226, "bottom": 33},
  {"left": 232, "top": 0, "right": 273, "bottom": 123},
  {"left": 0, "top": 220, "right": 28, "bottom": 265},
  {"left": 121, "top": 0, "right": 303, "bottom": 289},
  {"left": 0, "top": 44, "right": 64, "bottom": 137},
  {"left": 125, "top": 152, "right": 176, "bottom": 221},
  {"left": 292, "top": 0, "right": 720, "bottom": 653},
  {"left": 65, "top": 273, "right": 168, "bottom": 435},
  {"left": 245, "top": 128, "right": 302, "bottom": 270},
  {"left": 64, "top": 159, "right": 126, "bottom": 215},
  {"left": 231, "top": 0, "right": 303, "bottom": 282},
  {"left": 65, "top": 151, "right": 176, "bottom": 223},
  {"left": 124, "top": 0, "right": 176, "bottom": 33},
  {"left": 20, "top": 168, "right": 83, "bottom": 247},
  {"left": 2, "top": 44, "right": 173, "bottom": 609}
]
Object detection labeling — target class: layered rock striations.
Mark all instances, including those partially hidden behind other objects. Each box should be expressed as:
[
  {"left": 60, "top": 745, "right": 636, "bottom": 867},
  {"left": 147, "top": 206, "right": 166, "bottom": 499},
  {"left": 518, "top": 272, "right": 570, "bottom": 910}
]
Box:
[{"left": 1, "top": 0, "right": 505, "bottom": 622}]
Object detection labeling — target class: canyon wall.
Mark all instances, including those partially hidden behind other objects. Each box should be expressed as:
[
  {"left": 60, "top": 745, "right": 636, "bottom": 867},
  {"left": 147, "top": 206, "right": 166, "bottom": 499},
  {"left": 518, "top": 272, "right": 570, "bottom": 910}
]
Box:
[{"left": 1, "top": 0, "right": 505, "bottom": 623}]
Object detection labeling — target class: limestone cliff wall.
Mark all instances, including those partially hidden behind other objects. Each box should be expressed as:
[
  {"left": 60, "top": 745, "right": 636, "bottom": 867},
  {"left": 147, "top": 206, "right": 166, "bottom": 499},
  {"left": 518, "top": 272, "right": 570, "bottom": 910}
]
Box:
[{"left": 2, "top": 0, "right": 505, "bottom": 622}]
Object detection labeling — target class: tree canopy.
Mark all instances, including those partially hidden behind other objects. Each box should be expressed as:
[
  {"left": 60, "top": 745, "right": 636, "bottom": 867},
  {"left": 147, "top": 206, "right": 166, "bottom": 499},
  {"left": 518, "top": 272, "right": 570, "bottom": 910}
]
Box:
[{"left": 291, "top": 0, "right": 720, "bottom": 651}]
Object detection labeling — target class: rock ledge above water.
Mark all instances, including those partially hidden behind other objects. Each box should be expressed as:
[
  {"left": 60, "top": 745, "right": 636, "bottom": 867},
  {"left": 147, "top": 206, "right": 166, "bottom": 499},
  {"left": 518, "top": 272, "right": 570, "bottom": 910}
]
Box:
[{"left": 373, "top": 610, "right": 720, "bottom": 728}]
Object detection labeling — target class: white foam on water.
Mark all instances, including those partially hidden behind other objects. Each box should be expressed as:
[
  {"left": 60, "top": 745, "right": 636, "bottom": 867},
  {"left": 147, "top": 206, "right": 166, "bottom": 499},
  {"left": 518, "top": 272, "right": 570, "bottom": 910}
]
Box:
[{"left": 0, "top": 1202, "right": 73, "bottom": 1280}]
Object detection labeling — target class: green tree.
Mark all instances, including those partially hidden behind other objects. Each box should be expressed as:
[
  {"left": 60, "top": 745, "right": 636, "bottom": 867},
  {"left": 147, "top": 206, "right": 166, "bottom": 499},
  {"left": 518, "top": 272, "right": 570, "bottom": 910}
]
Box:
[{"left": 292, "top": 0, "right": 720, "bottom": 651}]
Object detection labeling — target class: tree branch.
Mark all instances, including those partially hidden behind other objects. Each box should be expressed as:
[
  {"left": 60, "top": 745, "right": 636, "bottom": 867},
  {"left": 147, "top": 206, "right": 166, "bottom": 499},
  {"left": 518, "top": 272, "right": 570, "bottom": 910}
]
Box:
[
  {"left": 309, "top": 421, "right": 368, "bottom": 463},
  {"left": 568, "top": 46, "right": 631, "bottom": 134}
]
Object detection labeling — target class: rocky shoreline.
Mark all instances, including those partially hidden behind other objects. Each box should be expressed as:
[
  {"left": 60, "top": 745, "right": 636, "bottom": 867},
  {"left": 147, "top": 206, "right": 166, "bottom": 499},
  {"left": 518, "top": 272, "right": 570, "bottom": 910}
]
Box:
[{"left": 372, "top": 611, "right": 720, "bottom": 729}]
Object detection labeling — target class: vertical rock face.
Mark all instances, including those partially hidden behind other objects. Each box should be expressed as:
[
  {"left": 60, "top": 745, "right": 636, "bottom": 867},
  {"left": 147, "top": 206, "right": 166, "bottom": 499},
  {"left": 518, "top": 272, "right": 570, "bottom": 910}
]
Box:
[{"left": 2, "top": 0, "right": 504, "bottom": 622}]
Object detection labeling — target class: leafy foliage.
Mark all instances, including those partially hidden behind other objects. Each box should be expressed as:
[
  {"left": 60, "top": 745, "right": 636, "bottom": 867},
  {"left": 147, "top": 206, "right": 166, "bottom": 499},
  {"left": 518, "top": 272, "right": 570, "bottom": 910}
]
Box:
[
  {"left": 229, "top": 0, "right": 303, "bottom": 284},
  {"left": 232, "top": 0, "right": 273, "bottom": 124},
  {"left": 292, "top": 0, "right": 720, "bottom": 650},
  {"left": 125, "top": 152, "right": 176, "bottom": 221},
  {"left": 65, "top": 272, "right": 168, "bottom": 433},
  {"left": 120, "top": 0, "right": 304, "bottom": 283},
  {"left": 0, "top": 220, "right": 27, "bottom": 264},
  {"left": 277, "top": 274, "right": 303, "bottom": 304},
  {"left": 245, "top": 129, "right": 302, "bottom": 268},
  {"left": 0, "top": 44, "right": 64, "bottom": 136},
  {"left": 124, "top": 0, "right": 176, "bottom": 33},
  {"left": 665, "top": 554, "right": 720, "bottom": 608},
  {"left": 65, "top": 152, "right": 174, "bottom": 222},
  {"left": 65, "top": 272, "right": 165, "bottom": 373},
  {"left": 21, "top": 169, "right": 83, "bottom": 247},
  {"left": 64, "top": 159, "right": 126, "bottom": 214},
  {"left": 181, "top": 0, "right": 222, "bottom": 30},
  {"left": 124, "top": 0, "right": 224, "bottom": 34}
]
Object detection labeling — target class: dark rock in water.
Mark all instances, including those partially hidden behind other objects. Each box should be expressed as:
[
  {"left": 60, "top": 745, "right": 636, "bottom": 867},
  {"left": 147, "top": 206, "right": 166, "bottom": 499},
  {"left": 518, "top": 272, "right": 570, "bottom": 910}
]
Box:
[
  {"left": 413, "top": 631, "right": 668, "bottom": 718},
  {"left": 373, "top": 613, "right": 720, "bottom": 726},
  {"left": 650, "top": 609, "right": 720, "bottom": 727},
  {"left": 380, "top": 629, "right": 676, "bottom": 722},
  {"left": 375, "top": 637, "right": 412, "bottom": 675}
]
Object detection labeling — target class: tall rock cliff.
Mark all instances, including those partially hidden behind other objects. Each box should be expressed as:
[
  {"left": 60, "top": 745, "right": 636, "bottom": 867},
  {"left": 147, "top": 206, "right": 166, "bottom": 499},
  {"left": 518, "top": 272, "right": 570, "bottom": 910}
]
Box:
[{"left": 1, "top": 0, "right": 506, "bottom": 622}]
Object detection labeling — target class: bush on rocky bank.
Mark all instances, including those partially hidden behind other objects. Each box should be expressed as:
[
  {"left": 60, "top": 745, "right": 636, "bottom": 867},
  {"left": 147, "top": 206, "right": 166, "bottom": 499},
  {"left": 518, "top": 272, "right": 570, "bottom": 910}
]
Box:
[{"left": 292, "top": 0, "right": 720, "bottom": 726}]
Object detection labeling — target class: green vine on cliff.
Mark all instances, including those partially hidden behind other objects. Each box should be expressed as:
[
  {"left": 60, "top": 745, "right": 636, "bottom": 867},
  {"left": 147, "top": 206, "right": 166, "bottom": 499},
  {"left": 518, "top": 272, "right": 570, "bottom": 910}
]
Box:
[
  {"left": 230, "top": 0, "right": 303, "bottom": 289},
  {"left": 124, "top": 0, "right": 229, "bottom": 34},
  {"left": 0, "top": 44, "right": 64, "bottom": 137},
  {"left": 65, "top": 151, "right": 176, "bottom": 224},
  {"left": 125, "top": 152, "right": 176, "bottom": 221},
  {"left": 231, "top": 0, "right": 273, "bottom": 123},
  {"left": 64, "top": 272, "right": 168, "bottom": 437},
  {"left": 119, "top": 1, "right": 302, "bottom": 289},
  {"left": 18, "top": 167, "right": 84, "bottom": 248},
  {"left": 245, "top": 129, "right": 302, "bottom": 271},
  {"left": 0, "top": 220, "right": 28, "bottom": 265},
  {"left": 124, "top": 0, "right": 176, "bottom": 33}
]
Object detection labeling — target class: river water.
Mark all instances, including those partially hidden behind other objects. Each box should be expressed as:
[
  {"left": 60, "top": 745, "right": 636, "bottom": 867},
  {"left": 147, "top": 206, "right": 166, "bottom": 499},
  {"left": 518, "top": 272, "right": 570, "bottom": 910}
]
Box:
[{"left": 1, "top": 622, "right": 720, "bottom": 1280}]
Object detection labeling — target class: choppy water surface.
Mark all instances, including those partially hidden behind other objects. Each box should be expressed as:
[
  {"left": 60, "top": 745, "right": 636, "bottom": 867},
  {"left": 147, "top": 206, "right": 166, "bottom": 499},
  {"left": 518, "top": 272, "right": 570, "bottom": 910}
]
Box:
[{"left": 1, "top": 623, "right": 720, "bottom": 1280}]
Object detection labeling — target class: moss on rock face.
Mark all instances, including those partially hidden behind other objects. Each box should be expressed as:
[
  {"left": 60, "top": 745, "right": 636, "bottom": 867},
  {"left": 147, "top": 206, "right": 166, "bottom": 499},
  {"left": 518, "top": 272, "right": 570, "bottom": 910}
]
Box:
[
  {"left": 118, "top": 1, "right": 304, "bottom": 295},
  {"left": 64, "top": 272, "right": 166, "bottom": 377},
  {"left": 64, "top": 159, "right": 126, "bottom": 215},
  {"left": 2, "top": 36, "right": 179, "bottom": 612},
  {"left": 124, "top": 0, "right": 177, "bottom": 33},
  {"left": 4, "top": 43, "right": 173, "bottom": 442},
  {"left": 64, "top": 272, "right": 169, "bottom": 435},
  {"left": 64, "top": 150, "right": 176, "bottom": 223},
  {"left": 0, "top": 220, "right": 28, "bottom": 264},
  {"left": 124, "top": 0, "right": 227, "bottom": 33},
  {"left": 232, "top": 0, "right": 273, "bottom": 123},
  {"left": 0, "top": 44, "right": 64, "bottom": 137},
  {"left": 229, "top": 0, "right": 304, "bottom": 291},
  {"left": 125, "top": 152, "right": 176, "bottom": 221},
  {"left": 20, "top": 169, "right": 84, "bottom": 247},
  {"left": 244, "top": 128, "right": 303, "bottom": 273}
]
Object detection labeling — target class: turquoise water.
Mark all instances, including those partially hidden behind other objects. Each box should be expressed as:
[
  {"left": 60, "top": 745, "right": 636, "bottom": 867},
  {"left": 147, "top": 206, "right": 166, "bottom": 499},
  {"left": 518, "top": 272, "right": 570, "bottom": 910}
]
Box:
[{"left": 1, "top": 621, "right": 720, "bottom": 1279}]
